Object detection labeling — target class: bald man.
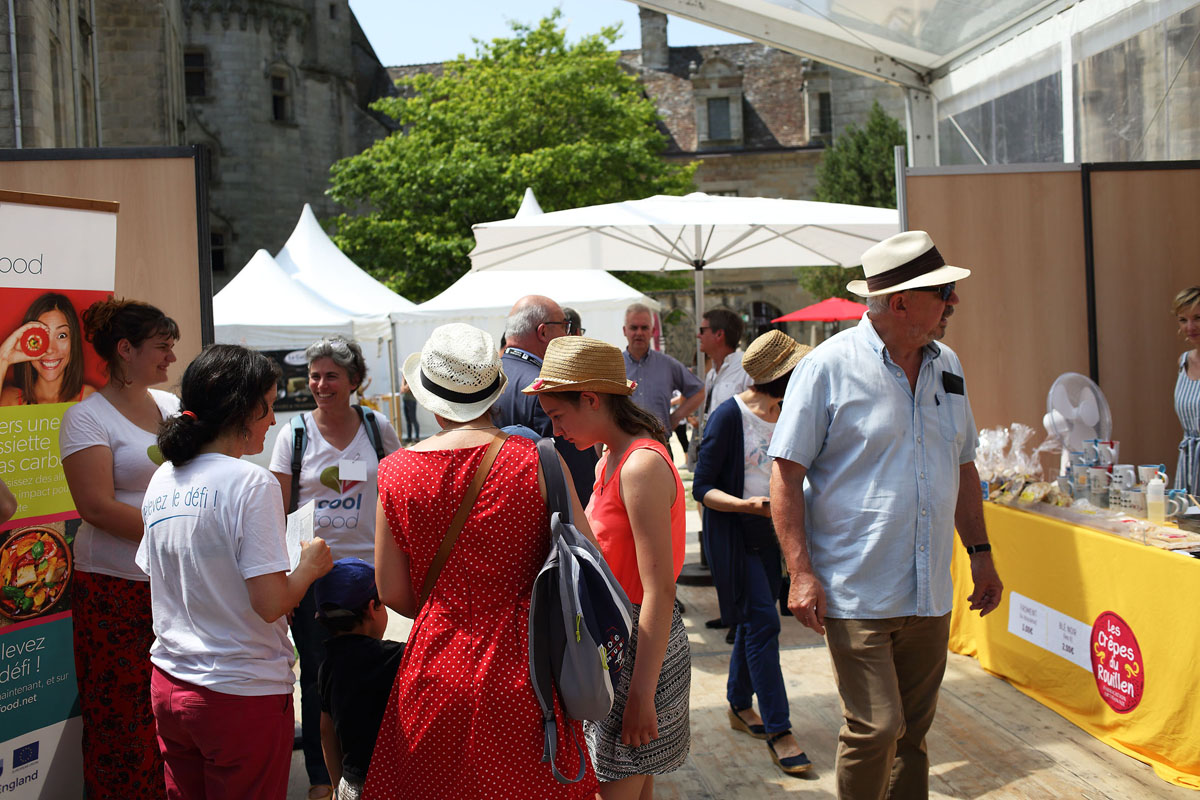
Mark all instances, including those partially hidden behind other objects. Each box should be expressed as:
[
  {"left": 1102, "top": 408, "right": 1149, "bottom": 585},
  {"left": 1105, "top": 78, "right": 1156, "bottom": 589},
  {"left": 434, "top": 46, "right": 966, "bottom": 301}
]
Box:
[{"left": 493, "top": 294, "right": 599, "bottom": 503}]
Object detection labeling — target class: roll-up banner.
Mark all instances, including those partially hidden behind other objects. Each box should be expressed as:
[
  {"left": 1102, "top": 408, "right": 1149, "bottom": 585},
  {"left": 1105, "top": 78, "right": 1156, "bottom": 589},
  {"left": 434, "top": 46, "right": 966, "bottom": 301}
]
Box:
[{"left": 0, "top": 192, "right": 117, "bottom": 799}]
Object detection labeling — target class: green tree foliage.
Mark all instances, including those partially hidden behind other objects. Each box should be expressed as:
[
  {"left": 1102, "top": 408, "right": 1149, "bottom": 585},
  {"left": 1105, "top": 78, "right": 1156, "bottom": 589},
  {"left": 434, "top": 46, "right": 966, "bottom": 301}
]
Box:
[
  {"left": 328, "top": 13, "right": 696, "bottom": 302},
  {"left": 800, "top": 101, "right": 906, "bottom": 301}
]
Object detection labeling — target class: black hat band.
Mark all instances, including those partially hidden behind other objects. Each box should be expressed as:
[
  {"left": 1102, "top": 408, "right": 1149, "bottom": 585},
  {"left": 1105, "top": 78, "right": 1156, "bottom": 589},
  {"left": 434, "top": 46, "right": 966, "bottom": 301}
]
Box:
[
  {"left": 866, "top": 245, "right": 945, "bottom": 292},
  {"left": 421, "top": 370, "right": 501, "bottom": 404}
]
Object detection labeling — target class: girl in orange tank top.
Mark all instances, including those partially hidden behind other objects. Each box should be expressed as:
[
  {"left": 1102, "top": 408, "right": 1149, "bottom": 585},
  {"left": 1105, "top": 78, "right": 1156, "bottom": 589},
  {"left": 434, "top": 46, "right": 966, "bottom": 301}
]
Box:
[{"left": 525, "top": 336, "right": 691, "bottom": 798}]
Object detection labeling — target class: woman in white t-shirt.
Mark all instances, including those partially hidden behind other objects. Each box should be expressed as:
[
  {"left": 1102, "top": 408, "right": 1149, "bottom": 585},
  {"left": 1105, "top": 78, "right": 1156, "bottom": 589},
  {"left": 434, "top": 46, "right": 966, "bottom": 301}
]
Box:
[
  {"left": 268, "top": 336, "right": 399, "bottom": 800},
  {"left": 691, "top": 330, "right": 813, "bottom": 776},
  {"left": 139, "top": 344, "right": 332, "bottom": 799},
  {"left": 59, "top": 297, "right": 180, "bottom": 797}
]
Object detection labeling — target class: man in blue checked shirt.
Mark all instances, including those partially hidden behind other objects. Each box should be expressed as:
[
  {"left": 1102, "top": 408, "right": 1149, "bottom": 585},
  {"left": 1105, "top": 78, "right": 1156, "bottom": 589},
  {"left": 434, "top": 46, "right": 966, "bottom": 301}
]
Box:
[{"left": 768, "top": 230, "right": 1003, "bottom": 800}]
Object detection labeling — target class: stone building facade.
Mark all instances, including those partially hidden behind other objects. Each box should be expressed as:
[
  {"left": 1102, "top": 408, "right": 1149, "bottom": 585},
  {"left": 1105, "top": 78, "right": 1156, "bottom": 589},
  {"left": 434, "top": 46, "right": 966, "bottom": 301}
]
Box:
[
  {"left": 182, "top": 0, "right": 395, "bottom": 285},
  {"left": 0, "top": 0, "right": 393, "bottom": 289},
  {"left": 1, "top": 0, "right": 189, "bottom": 149},
  {"left": 621, "top": 10, "right": 903, "bottom": 363}
]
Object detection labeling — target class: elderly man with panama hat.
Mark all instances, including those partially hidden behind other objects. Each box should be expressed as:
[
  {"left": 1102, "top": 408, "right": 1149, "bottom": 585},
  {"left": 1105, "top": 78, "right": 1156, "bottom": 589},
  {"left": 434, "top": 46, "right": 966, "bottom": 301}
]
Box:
[{"left": 767, "top": 230, "right": 1004, "bottom": 799}]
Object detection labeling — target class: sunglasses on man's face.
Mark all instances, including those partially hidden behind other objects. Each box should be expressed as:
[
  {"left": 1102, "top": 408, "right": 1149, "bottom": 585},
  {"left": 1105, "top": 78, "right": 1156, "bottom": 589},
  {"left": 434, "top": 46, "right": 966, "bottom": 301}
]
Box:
[{"left": 910, "top": 282, "right": 956, "bottom": 302}]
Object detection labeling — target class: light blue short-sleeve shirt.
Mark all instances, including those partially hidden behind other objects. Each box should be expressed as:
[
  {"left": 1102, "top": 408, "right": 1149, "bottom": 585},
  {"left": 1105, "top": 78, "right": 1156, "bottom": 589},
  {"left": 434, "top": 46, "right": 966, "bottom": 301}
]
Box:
[
  {"left": 768, "top": 315, "right": 977, "bottom": 619},
  {"left": 624, "top": 348, "right": 703, "bottom": 431}
]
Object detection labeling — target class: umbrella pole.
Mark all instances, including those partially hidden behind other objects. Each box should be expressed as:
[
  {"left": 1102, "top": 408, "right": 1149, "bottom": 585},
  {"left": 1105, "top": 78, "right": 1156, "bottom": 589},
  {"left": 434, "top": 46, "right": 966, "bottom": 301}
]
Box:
[
  {"left": 679, "top": 260, "right": 714, "bottom": 587},
  {"left": 693, "top": 263, "right": 705, "bottom": 383}
]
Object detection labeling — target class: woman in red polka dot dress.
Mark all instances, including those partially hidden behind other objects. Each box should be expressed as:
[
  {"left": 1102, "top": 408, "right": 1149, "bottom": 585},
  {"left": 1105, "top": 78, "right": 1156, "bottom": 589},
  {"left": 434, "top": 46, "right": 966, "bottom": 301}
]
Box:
[{"left": 365, "top": 324, "right": 597, "bottom": 800}]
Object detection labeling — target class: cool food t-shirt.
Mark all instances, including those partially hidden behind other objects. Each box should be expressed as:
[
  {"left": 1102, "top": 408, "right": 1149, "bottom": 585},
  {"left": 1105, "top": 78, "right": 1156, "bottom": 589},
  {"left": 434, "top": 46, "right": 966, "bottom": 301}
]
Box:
[
  {"left": 136, "top": 454, "right": 294, "bottom": 696},
  {"left": 269, "top": 410, "right": 400, "bottom": 563},
  {"left": 59, "top": 388, "right": 180, "bottom": 580}
]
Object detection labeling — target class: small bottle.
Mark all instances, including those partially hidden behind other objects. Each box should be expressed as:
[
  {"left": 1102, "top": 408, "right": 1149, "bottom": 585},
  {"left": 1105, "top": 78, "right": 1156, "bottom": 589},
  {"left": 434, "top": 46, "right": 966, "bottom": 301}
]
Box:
[{"left": 1146, "top": 475, "right": 1166, "bottom": 524}]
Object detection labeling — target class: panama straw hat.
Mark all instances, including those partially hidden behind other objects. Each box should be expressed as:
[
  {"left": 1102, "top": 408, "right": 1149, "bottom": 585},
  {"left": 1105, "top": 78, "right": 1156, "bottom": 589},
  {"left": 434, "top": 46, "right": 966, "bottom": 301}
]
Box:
[
  {"left": 402, "top": 323, "right": 507, "bottom": 422},
  {"left": 742, "top": 330, "right": 812, "bottom": 384},
  {"left": 521, "top": 336, "right": 635, "bottom": 396},
  {"left": 846, "top": 230, "right": 971, "bottom": 297}
]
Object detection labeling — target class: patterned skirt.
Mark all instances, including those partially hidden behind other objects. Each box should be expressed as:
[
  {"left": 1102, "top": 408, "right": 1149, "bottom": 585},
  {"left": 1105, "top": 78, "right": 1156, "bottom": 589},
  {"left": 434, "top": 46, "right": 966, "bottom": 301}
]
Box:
[
  {"left": 72, "top": 570, "right": 165, "bottom": 799},
  {"left": 585, "top": 602, "right": 691, "bottom": 781}
]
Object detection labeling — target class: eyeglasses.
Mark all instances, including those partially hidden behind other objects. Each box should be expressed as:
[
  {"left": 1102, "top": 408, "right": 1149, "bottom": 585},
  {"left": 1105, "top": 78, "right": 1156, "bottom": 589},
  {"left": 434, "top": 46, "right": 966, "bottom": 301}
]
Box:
[
  {"left": 541, "top": 319, "right": 575, "bottom": 334},
  {"left": 911, "top": 282, "right": 956, "bottom": 301},
  {"left": 698, "top": 326, "right": 712, "bottom": 334}
]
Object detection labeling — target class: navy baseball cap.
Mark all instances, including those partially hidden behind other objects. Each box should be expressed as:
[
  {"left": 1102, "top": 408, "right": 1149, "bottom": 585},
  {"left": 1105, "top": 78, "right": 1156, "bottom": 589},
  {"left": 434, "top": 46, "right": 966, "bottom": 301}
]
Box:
[{"left": 314, "top": 558, "right": 378, "bottom": 618}]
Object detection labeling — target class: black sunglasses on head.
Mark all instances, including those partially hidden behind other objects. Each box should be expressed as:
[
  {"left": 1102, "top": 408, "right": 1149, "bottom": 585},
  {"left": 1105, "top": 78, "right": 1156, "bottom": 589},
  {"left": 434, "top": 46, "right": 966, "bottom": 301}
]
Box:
[{"left": 910, "top": 282, "right": 955, "bottom": 301}]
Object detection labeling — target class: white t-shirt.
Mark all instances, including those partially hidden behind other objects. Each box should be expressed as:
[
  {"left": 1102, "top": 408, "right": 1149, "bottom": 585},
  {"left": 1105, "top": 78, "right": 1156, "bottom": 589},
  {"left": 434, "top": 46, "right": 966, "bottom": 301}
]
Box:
[
  {"left": 59, "top": 389, "right": 180, "bottom": 581},
  {"left": 735, "top": 394, "right": 776, "bottom": 499},
  {"left": 705, "top": 350, "right": 754, "bottom": 424},
  {"left": 268, "top": 409, "right": 400, "bottom": 563},
  {"left": 136, "top": 454, "right": 294, "bottom": 696}
]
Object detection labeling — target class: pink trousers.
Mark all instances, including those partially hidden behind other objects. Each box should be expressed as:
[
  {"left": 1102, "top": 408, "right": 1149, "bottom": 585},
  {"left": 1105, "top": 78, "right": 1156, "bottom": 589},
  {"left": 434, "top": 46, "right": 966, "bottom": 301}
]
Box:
[{"left": 150, "top": 666, "right": 294, "bottom": 799}]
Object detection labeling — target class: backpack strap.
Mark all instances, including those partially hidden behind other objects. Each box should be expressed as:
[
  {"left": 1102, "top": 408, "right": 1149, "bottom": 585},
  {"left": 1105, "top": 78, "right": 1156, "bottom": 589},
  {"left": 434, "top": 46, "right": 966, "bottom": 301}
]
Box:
[
  {"left": 542, "top": 716, "right": 588, "bottom": 784},
  {"left": 417, "top": 434, "right": 506, "bottom": 610},
  {"left": 288, "top": 413, "right": 308, "bottom": 514},
  {"left": 353, "top": 404, "right": 389, "bottom": 461},
  {"left": 535, "top": 438, "right": 572, "bottom": 524}
]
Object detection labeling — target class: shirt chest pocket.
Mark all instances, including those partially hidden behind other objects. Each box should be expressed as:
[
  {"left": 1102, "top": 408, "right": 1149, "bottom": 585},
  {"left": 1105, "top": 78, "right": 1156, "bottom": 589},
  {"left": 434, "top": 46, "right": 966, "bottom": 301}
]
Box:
[{"left": 936, "top": 394, "right": 966, "bottom": 446}]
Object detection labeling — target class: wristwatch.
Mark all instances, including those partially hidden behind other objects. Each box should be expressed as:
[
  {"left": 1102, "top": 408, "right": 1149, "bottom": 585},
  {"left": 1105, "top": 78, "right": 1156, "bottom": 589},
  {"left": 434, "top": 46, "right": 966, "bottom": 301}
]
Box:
[{"left": 965, "top": 543, "right": 992, "bottom": 555}]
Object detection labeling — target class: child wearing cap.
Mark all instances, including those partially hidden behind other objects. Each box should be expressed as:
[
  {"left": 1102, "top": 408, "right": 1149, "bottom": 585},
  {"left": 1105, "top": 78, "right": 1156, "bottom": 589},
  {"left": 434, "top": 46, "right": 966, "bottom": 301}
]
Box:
[{"left": 315, "top": 558, "right": 405, "bottom": 800}]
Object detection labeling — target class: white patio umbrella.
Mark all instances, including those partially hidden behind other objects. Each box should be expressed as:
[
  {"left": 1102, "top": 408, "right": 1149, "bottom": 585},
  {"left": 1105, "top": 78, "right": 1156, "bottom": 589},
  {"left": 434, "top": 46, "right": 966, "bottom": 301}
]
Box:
[{"left": 469, "top": 191, "right": 899, "bottom": 378}]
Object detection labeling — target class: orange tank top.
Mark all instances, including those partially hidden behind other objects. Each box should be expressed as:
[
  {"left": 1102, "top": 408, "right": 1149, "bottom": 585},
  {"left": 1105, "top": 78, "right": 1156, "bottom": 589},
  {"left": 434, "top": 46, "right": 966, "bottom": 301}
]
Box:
[{"left": 584, "top": 438, "right": 686, "bottom": 605}]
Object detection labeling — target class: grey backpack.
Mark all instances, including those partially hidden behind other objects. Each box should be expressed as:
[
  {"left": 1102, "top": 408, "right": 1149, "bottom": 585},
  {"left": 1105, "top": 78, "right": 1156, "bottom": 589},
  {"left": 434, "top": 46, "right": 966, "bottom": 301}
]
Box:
[{"left": 529, "top": 438, "right": 634, "bottom": 784}]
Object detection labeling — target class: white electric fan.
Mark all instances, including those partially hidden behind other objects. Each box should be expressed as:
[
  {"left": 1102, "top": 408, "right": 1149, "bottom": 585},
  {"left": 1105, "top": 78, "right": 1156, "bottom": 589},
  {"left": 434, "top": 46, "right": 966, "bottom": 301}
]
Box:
[{"left": 1043, "top": 372, "right": 1112, "bottom": 473}]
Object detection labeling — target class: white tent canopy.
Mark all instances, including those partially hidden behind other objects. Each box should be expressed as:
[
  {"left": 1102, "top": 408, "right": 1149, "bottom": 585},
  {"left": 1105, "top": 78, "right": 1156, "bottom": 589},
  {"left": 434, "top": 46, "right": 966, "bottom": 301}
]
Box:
[
  {"left": 274, "top": 203, "right": 415, "bottom": 315},
  {"left": 214, "top": 249, "right": 390, "bottom": 348}
]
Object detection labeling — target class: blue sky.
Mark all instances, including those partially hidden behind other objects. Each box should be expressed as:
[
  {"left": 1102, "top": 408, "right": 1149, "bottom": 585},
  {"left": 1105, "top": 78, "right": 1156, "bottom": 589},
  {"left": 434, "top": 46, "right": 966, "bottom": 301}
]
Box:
[{"left": 348, "top": 0, "right": 750, "bottom": 66}]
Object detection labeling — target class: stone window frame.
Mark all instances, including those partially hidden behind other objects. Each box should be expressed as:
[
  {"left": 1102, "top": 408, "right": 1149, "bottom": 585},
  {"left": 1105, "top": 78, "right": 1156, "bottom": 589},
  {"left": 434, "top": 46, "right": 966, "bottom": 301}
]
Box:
[
  {"left": 266, "top": 61, "right": 298, "bottom": 125},
  {"left": 691, "top": 55, "right": 745, "bottom": 149},
  {"left": 804, "top": 67, "right": 833, "bottom": 145},
  {"left": 209, "top": 226, "right": 228, "bottom": 273},
  {"left": 699, "top": 182, "right": 743, "bottom": 197},
  {"left": 184, "top": 47, "right": 210, "bottom": 100}
]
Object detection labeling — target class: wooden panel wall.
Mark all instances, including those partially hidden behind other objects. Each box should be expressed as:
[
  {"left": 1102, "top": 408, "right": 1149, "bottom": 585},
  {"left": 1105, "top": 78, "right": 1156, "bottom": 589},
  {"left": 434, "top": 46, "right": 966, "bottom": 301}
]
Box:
[
  {"left": 0, "top": 155, "right": 205, "bottom": 385},
  {"left": 1090, "top": 167, "right": 1200, "bottom": 468},
  {"left": 906, "top": 170, "right": 1091, "bottom": 459}
]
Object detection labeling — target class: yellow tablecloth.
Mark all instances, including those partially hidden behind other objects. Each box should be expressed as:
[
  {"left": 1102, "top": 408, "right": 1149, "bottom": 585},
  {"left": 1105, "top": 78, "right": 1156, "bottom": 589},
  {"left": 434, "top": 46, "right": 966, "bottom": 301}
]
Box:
[{"left": 950, "top": 503, "right": 1200, "bottom": 789}]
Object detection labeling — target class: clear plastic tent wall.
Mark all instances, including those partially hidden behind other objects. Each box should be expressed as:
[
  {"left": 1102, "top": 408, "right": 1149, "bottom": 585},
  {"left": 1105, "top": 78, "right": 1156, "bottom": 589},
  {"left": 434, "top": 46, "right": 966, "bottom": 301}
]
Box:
[
  {"left": 935, "top": 1, "right": 1200, "bottom": 165},
  {"left": 643, "top": 0, "right": 1199, "bottom": 166}
]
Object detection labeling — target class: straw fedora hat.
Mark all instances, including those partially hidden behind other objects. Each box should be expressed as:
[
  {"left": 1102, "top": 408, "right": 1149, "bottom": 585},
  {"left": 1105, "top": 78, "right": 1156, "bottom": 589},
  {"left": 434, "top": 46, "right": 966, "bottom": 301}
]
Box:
[
  {"left": 521, "top": 336, "right": 635, "bottom": 396},
  {"left": 402, "top": 323, "right": 507, "bottom": 422},
  {"left": 742, "top": 330, "right": 812, "bottom": 384},
  {"left": 846, "top": 230, "right": 971, "bottom": 297}
]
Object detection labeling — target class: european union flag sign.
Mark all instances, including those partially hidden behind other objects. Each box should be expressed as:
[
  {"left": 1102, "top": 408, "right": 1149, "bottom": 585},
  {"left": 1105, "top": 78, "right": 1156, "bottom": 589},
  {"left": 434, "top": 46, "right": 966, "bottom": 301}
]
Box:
[{"left": 13, "top": 741, "right": 38, "bottom": 769}]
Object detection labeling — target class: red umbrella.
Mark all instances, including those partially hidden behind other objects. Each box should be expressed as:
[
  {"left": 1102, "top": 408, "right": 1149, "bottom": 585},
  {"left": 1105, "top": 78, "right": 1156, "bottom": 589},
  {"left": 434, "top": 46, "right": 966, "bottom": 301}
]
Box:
[{"left": 773, "top": 297, "right": 867, "bottom": 323}]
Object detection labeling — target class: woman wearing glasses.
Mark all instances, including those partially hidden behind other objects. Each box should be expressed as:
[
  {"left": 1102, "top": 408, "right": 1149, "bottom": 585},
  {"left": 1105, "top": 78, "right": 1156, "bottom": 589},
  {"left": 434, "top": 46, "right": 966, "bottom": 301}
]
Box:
[{"left": 268, "top": 336, "right": 400, "bottom": 800}]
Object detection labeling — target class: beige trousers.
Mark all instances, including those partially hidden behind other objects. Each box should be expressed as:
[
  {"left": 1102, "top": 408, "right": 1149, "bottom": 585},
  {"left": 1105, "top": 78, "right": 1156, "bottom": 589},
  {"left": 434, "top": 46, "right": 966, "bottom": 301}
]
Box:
[{"left": 823, "top": 614, "right": 951, "bottom": 800}]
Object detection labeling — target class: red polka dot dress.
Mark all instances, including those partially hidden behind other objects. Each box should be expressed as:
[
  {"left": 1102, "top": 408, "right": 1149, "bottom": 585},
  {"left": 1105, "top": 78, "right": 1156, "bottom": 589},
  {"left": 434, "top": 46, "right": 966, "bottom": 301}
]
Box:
[{"left": 364, "top": 435, "right": 597, "bottom": 799}]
